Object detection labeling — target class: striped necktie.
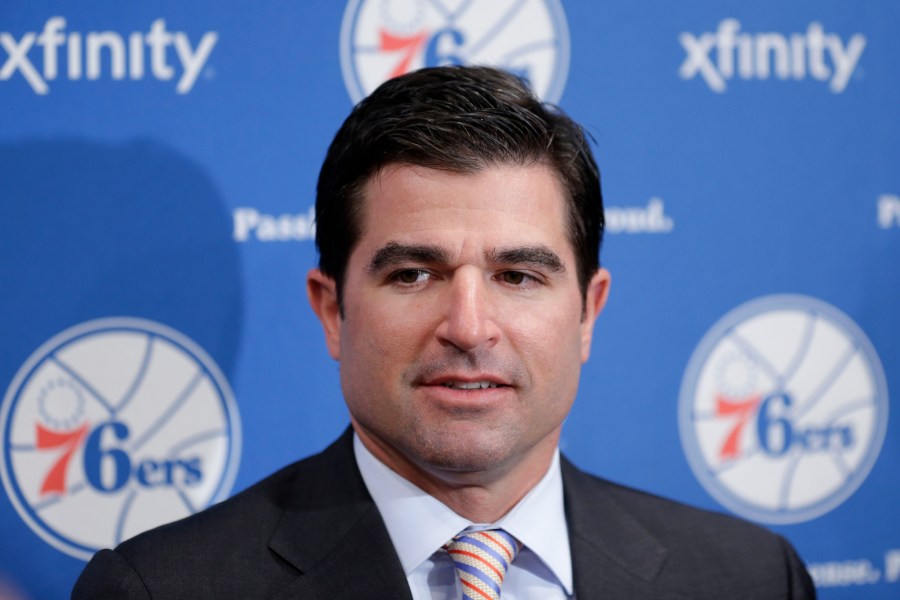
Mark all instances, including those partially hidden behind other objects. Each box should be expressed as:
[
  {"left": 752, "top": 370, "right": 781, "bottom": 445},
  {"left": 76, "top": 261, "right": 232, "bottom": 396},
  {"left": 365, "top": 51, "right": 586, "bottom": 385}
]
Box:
[{"left": 445, "top": 529, "right": 520, "bottom": 600}]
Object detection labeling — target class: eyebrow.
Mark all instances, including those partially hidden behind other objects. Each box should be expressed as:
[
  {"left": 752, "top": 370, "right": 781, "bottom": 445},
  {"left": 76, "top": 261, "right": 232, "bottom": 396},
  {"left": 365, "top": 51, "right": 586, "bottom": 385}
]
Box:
[
  {"left": 487, "top": 246, "right": 566, "bottom": 273},
  {"left": 366, "top": 241, "right": 566, "bottom": 274},
  {"left": 367, "top": 242, "right": 452, "bottom": 273}
]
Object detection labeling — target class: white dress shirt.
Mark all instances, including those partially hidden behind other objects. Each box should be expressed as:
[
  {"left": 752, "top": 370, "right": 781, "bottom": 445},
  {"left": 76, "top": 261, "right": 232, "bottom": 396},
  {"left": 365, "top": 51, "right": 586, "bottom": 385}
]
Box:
[{"left": 354, "top": 434, "right": 574, "bottom": 599}]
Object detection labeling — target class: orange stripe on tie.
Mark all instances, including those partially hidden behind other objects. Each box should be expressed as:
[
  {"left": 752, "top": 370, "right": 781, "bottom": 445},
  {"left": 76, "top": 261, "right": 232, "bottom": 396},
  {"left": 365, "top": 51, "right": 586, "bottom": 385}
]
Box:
[
  {"left": 446, "top": 529, "right": 519, "bottom": 600},
  {"left": 462, "top": 578, "right": 495, "bottom": 600},
  {"left": 481, "top": 531, "right": 513, "bottom": 560},
  {"left": 447, "top": 549, "right": 505, "bottom": 579}
]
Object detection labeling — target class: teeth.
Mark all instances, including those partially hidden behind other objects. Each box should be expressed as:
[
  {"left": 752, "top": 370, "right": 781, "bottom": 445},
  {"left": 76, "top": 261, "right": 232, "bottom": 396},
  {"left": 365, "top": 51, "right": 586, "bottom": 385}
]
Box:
[{"left": 442, "top": 381, "right": 500, "bottom": 390}]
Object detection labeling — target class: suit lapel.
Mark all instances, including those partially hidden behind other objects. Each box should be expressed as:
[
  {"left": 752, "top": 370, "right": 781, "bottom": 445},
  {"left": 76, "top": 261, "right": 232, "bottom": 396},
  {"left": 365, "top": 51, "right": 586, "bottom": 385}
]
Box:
[
  {"left": 562, "top": 457, "right": 687, "bottom": 600},
  {"left": 266, "top": 430, "right": 413, "bottom": 600},
  {"left": 262, "top": 435, "right": 686, "bottom": 598}
]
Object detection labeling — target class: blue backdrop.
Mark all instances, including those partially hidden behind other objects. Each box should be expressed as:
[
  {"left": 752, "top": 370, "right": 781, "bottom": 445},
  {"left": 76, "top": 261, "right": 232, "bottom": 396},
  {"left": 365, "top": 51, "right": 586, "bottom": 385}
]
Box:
[{"left": 1, "top": 1, "right": 897, "bottom": 598}]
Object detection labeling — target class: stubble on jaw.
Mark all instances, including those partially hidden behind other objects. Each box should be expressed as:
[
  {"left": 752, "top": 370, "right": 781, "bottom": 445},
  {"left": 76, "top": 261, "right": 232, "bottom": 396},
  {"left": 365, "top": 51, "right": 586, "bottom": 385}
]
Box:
[
  {"left": 409, "top": 415, "right": 520, "bottom": 473},
  {"left": 400, "top": 349, "right": 532, "bottom": 473},
  {"left": 354, "top": 410, "right": 561, "bottom": 522},
  {"left": 362, "top": 392, "right": 559, "bottom": 489}
]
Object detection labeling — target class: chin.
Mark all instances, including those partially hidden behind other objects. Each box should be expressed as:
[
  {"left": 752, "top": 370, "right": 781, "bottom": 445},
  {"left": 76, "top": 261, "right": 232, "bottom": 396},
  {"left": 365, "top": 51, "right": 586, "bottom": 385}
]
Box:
[{"left": 410, "top": 426, "right": 517, "bottom": 473}]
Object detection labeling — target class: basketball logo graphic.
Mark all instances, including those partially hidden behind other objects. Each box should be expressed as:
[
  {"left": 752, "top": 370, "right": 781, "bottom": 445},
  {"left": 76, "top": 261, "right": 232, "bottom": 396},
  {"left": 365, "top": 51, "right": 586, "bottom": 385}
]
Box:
[
  {"left": 340, "top": 0, "right": 570, "bottom": 103},
  {"left": 679, "top": 295, "right": 888, "bottom": 524},
  {"left": 0, "top": 318, "right": 241, "bottom": 560}
]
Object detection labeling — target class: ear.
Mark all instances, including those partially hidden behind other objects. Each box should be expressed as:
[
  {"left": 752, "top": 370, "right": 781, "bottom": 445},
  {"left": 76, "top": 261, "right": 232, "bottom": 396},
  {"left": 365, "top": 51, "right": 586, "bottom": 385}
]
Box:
[
  {"left": 580, "top": 268, "right": 611, "bottom": 363},
  {"left": 307, "top": 268, "right": 342, "bottom": 360}
]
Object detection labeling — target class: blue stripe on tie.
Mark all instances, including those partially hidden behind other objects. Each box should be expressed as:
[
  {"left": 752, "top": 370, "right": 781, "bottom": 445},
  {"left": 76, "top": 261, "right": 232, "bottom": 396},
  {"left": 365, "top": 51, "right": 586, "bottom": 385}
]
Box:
[
  {"left": 493, "top": 530, "right": 518, "bottom": 552},
  {"left": 451, "top": 560, "right": 502, "bottom": 596},
  {"left": 457, "top": 534, "right": 510, "bottom": 571}
]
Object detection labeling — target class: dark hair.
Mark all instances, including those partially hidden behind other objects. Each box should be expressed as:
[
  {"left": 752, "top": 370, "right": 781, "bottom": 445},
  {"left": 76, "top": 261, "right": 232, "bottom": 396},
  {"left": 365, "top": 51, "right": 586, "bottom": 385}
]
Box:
[{"left": 315, "top": 65, "right": 604, "bottom": 307}]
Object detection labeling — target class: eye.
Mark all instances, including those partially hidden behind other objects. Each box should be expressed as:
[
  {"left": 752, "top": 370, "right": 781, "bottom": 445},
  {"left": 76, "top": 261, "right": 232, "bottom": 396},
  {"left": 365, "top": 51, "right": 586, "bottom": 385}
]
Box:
[
  {"left": 392, "top": 269, "right": 430, "bottom": 285},
  {"left": 499, "top": 271, "right": 536, "bottom": 286}
]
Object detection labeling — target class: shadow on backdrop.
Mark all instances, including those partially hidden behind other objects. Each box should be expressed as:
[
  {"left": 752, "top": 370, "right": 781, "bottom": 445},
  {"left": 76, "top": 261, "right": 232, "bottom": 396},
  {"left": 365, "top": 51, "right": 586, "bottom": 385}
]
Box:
[
  {"left": 0, "top": 138, "right": 243, "bottom": 373},
  {"left": 0, "top": 138, "right": 243, "bottom": 597}
]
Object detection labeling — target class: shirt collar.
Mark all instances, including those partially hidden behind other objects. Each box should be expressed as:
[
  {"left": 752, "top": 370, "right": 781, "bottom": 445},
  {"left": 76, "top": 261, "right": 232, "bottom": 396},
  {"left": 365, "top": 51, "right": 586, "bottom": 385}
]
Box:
[{"left": 353, "top": 433, "right": 573, "bottom": 594}]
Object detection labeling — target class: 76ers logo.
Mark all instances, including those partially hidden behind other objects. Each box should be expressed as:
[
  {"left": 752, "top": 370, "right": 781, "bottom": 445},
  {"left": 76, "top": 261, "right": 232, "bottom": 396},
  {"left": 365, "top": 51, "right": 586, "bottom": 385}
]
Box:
[
  {"left": 340, "top": 0, "right": 570, "bottom": 103},
  {"left": 679, "top": 295, "right": 888, "bottom": 524},
  {"left": 1, "top": 318, "right": 241, "bottom": 559}
]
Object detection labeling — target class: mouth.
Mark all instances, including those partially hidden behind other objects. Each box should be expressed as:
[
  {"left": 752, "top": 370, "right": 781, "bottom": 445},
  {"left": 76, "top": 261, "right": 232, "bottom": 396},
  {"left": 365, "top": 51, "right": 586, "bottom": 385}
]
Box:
[
  {"left": 440, "top": 381, "right": 505, "bottom": 390},
  {"left": 416, "top": 374, "right": 514, "bottom": 410},
  {"left": 421, "top": 373, "right": 513, "bottom": 391}
]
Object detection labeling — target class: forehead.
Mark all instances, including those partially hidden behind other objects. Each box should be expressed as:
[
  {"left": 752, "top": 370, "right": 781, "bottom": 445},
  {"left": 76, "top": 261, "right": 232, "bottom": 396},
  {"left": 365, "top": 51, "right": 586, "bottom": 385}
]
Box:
[{"left": 355, "top": 163, "right": 572, "bottom": 258}]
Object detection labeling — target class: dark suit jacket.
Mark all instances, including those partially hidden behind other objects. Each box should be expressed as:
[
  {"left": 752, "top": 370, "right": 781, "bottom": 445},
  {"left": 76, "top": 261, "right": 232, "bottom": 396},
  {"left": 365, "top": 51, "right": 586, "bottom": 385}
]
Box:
[{"left": 73, "top": 429, "right": 815, "bottom": 599}]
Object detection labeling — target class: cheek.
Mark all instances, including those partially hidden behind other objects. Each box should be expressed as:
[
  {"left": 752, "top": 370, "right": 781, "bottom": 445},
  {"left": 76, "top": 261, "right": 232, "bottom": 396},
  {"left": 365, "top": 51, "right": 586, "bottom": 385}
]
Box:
[
  {"left": 512, "top": 305, "right": 585, "bottom": 374},
  {"left": 341, "top": 301, "right": 431, "bottom": 375}
]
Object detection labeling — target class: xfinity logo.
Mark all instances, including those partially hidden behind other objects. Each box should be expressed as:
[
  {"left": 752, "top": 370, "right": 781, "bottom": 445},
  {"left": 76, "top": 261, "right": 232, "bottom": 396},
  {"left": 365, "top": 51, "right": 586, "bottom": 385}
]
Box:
[
  {"left": 679, "top": 19, "right": 866, "bottom": 93},
  {"left": 0, "top": 17, "right": 217, "bottom": 94}
]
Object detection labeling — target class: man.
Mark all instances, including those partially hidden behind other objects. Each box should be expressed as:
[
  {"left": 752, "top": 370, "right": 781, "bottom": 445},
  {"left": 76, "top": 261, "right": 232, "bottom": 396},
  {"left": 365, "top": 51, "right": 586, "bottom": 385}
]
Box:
[{"left": 74, "top": 66, "right": 815, "bottom": 599}]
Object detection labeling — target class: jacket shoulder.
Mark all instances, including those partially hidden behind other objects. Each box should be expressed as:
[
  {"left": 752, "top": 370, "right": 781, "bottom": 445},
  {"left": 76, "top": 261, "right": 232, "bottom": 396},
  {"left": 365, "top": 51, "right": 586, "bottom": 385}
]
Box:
[
  {"left": 562, "top": 459, "right": 816, "bottom": 599},
  {"left": 74, "top": 431, "right": 367, "bottom": 599}
]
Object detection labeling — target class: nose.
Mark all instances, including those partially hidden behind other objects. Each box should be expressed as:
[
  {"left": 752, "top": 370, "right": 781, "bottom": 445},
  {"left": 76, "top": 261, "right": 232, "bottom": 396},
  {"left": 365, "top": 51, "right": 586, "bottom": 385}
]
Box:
[{"left": 435, "top": 267, "right": 500, "bottom": 352}]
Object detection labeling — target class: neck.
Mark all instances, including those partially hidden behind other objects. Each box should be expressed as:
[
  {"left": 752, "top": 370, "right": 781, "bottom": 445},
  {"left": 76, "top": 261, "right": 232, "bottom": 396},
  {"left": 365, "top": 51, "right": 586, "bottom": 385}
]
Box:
[{"left": 354, "top": 425, "right": 558, "bottom": 523}]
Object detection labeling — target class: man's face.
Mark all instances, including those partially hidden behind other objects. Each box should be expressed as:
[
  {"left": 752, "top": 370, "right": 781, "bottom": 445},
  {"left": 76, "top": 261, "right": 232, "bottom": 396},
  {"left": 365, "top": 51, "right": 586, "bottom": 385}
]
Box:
[{"left": 308, "top": 163, "right": 609, "bottom": 485}]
